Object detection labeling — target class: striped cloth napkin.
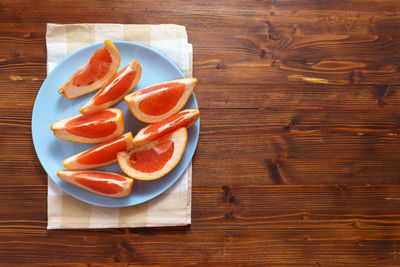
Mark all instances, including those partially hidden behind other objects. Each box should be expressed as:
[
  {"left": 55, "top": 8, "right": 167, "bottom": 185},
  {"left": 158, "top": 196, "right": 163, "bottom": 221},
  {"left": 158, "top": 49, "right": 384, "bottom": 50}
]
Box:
[{"left": 46, "top": 23, "right": 193, "bottom": 229}]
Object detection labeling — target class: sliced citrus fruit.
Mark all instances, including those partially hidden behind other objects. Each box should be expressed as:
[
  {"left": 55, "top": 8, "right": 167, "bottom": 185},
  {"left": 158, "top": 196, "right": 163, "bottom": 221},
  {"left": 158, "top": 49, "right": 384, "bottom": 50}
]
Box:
[
  {"left": 50, "top": 108, "right": 124, "bottom": 144},
  {"left": 57, "top": 170, "right": 133, "bottom": 198},
  {"left": 59, "top": 40, "right": 121, "bottom": 99},
  {"left": 133, "top": 109, "right": 199, "bottom": 147},
  {"left": 80, "top": 59, "right": 142, "bottom": 115},
  {"left": 124, "top": 77, "right": 197, "bottom": 123},
  {"left": 62, "top": 132, "right": 135, "bottom": 170},
  {"left": 118, "top": 127, "right": 188, "bottom": 180}
]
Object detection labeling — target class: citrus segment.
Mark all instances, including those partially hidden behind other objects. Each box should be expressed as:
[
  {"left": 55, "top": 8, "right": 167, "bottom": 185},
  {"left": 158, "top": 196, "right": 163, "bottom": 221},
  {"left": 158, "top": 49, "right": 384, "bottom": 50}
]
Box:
[
  {"left": 128, "top": 140, "right": 174, "bottom": 173},
  {"left": 65, "top": 110, "right": 117, "bottom": 138},
  {"left": 133, "top": 109, "right": 199, "bottom": 147},
  {"left": 118, "top": 127, "right": 188, "bottom": 180},
  {"left": 138, "top": 82, "right": 185, "bottom": 116},
  {"left": 80, "top": 59, "right": 142, "bottom": 115},
  {"left": 124, "top": 77, "right": 197, "bottom": 123},
  {"left": 57, "top": 170, "right": 133, "bottom": 198},
  {"left": 72, "top": 46, "right": 112, "bottom": 87},
  {"left": 63, "top": 132, "right": 135, "bottom": 170},
  {"left": 59, "top": 40, "right": 121, "bottom": 99},
  {"left": 50, "top": 108, "right": 124, "bottom": 144}
]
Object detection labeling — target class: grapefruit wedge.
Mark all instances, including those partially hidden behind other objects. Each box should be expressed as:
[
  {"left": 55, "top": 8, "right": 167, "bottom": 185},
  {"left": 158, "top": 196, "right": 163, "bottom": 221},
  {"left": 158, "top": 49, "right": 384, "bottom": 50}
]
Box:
[
  {"left": 59, "top": 40, "right": 121, "bottom": 99},
  {"left": 118, "top": 127, "right": 188, "bottom": 180},
  {"left": 80, "top": 59, "right": 142, "bottom": 115},
  {"left": 63, "top": 132, "right": 135, "bottom": 170},
  {"left": 133, "top": 109, "right": 199, "bottom": 147},
  {"left": 57, "top": 170, "right": 133, "bottom": 198},
  {"left": 50, "top": 108, "right": 124, "bottom": 144},
  {"left": 124, "top": 78, "right": 197, "bottom": 123}
]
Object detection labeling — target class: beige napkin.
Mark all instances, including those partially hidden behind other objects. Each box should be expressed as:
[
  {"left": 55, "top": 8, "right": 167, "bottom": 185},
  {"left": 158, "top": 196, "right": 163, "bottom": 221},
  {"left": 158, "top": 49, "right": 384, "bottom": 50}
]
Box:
[{"left": 46, "top": 23, "right": 193, "bottom": 229}]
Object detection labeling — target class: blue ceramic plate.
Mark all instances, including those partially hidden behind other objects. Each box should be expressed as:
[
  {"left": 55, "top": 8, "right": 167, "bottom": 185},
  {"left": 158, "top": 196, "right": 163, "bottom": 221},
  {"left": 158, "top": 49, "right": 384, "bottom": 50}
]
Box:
[{"left": 32, "top": 41, "right": 199, "bottom": 207}]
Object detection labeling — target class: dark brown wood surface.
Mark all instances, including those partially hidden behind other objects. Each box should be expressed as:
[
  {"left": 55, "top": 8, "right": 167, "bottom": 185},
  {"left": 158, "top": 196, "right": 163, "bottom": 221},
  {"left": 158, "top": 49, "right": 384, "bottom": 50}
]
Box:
[{"left": 1, "top": 0, "right": 400, "bottom": 265}]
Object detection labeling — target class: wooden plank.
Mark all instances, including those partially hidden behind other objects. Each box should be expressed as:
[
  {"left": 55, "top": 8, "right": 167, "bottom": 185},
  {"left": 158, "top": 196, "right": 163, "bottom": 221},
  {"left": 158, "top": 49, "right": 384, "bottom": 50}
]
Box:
[
  {"left": 0, "top": 185, "right": 399, "bottom": 265},
  {"left": 1, "top": 108, "right": 400, "bottom": 186},
  {"left": 0, "top": 238, "right": 398, "bottom": 265},
  {"left": 194, "top": 108, "right": 400, "bottom": 185},
  {"left": 195, "top": 83, "right": 400, "bottom": 110},
  {"left": 2, "top": 11, "right": 400, "bottom": 86}
]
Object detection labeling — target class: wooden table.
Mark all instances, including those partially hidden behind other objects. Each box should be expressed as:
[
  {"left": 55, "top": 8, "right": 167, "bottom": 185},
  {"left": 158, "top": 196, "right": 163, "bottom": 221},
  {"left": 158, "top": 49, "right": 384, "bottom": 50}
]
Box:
[{"left": 1, "top": 0, "right": 400, "bottom": 265}]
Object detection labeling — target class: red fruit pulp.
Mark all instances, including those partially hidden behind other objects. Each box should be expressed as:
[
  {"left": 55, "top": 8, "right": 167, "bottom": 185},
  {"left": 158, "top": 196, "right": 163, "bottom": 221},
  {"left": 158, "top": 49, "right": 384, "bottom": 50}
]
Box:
[
  {"left": 143, "top": 111, "right": 190, "bottom": 135},
  {"left": 65, "top": 110, "right": 117, "bottom": 138},
  {"left": 72, "top": 172, "right": 127, "bottom": 194},
  {"left": 138, "top": 82, "right": 185, "bottom": 116},
  {"left": 72, "top": 46, "right": 112, "bottom": 87},
  {"left": 94, "top": 65, "right": 137, "bottom": 105},
  {"left": 77, "top": 135, "right": 128, "bottom": 165},
  {"left": 128, "top": 140, "right": 174, "bottom": 173}
]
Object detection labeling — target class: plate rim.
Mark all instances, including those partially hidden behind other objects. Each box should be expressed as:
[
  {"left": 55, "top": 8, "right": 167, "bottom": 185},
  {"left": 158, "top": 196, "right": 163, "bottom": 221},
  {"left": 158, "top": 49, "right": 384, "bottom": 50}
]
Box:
[{"left": 32, "top": 40, "right": 199, "bottom": 207}]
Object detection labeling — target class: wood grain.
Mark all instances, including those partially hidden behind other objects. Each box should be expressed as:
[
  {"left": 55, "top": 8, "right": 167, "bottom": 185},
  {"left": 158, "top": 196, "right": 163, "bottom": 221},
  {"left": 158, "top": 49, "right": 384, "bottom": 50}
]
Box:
[{"left": 1, "top": 0, "right": 400, "bottom": 265}]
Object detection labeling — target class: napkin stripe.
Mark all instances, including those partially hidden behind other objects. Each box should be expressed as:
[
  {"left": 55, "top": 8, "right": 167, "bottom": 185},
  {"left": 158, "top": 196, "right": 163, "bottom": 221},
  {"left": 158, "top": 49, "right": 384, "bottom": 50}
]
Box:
[
  {"left": 94, "top": 24, "right": 123, "bottom": 43},
  {"left": 66, "top": 24, "right": 95, "bottom": 55},
  {"left": 186, "top": 162, "right": 192, "bottom": 224},
  {"left": 122, "top": 24, "right": 152, "bottom": 46},
  {"left": 188, "top": 44, "right": 193, "bottom": 77},
  {"left": 118, "top": 202, "right": 149, "bottom": 228},
  {"left": 46, "top": 25, "right": 67, "bottom": 75},
  {"left": 90, "top": 205, "right": 119, "bottom": 228},
  {"left": 46, "top": 23, "right": 192, "bottom": 229},
  {"left": 47, "top": 195, "right": 62, "bottom": 228},
  {"left": 61, "top": 195, "right": 91, "bottom": 228}
]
